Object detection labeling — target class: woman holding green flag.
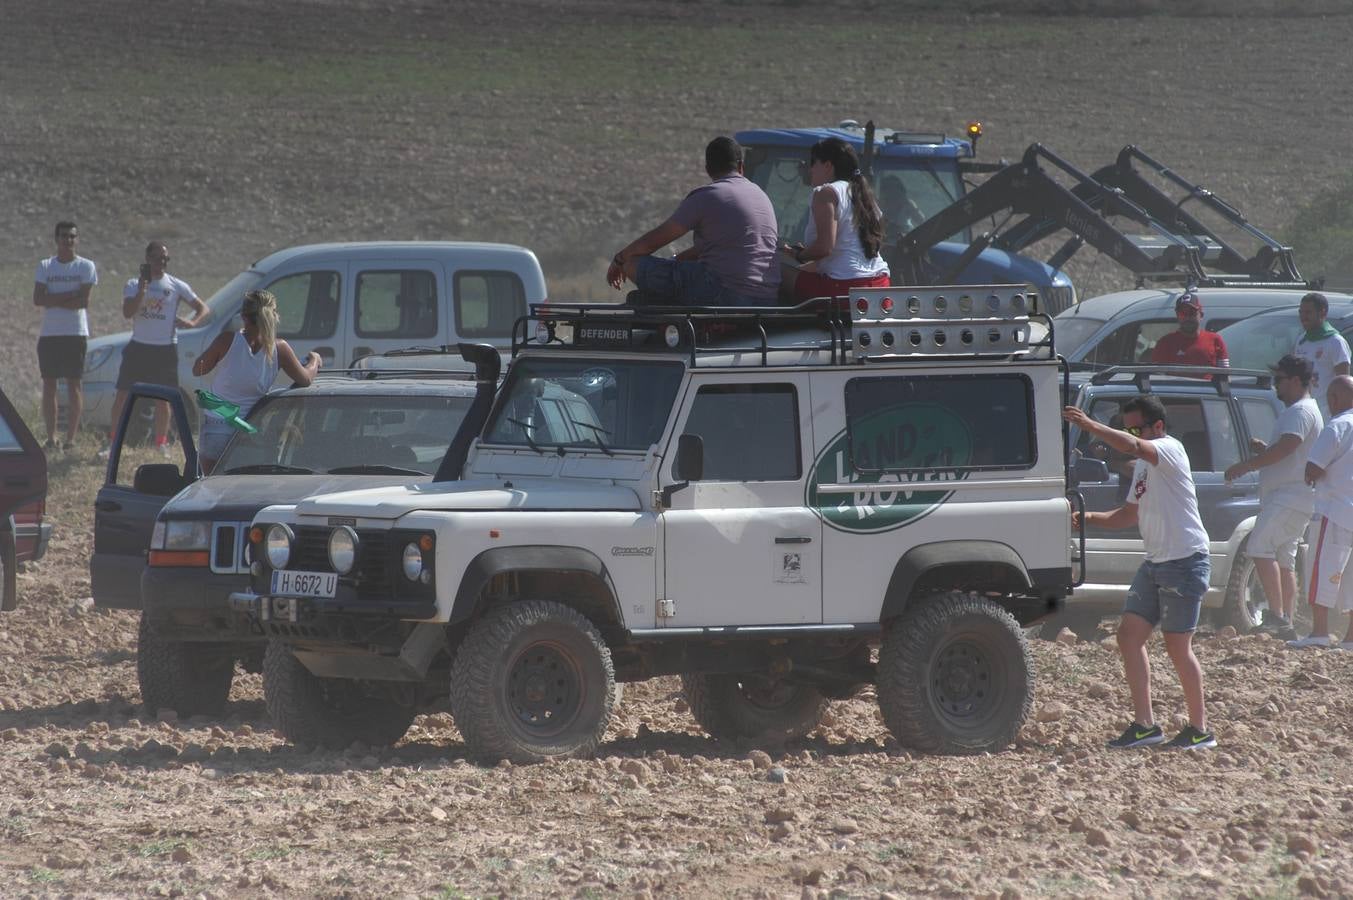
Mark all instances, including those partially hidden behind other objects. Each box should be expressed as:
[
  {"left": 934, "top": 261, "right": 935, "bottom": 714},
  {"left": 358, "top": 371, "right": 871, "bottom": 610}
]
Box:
[{"left": 192, "top": 289, "right": 320, "bottom": 472}]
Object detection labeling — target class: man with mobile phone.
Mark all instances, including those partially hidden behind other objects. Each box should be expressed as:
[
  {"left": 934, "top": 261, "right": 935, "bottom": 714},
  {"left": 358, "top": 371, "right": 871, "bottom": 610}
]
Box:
[
  {"left": 33, "top": 221, "right": 98, "bottom": 451},
  {"left": 101, "top": 241, "right": 209, "bottom": 459}
]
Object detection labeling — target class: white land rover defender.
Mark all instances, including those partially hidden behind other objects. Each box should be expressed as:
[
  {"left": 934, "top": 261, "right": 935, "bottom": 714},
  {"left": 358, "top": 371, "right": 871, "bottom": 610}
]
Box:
[{"left": 241, "top": 288, "right": 1079, "bottom": 762}]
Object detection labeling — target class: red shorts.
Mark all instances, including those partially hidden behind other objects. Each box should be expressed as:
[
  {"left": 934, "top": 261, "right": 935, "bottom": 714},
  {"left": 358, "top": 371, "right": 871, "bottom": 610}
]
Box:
[{"left": 793, "top": 270, "right": 890, "bottom": 302}]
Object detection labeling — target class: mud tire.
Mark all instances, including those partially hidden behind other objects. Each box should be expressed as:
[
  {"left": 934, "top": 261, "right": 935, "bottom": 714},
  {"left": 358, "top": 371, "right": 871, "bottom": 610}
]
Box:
[
  {"left": 448, "top": 601, "right": 614, "bottom": 764},
  {"left": 681, "top": 673, "right": 828, "bottom": 741},
  {"left": 878, "top": 591, "right": 1033, "bottom": 755},
  {"left": 263, "top": 641, "right": 416, "bottom": 749},
  {"left": 136, "top": 613, "right": 234, "bottom": 718}
]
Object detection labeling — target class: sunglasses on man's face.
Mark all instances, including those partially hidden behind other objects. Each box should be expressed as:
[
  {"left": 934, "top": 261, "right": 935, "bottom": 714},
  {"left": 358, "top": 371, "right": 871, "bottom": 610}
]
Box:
[{"left": 1125, "top": 425, "right": 1144, "bottom": 437}]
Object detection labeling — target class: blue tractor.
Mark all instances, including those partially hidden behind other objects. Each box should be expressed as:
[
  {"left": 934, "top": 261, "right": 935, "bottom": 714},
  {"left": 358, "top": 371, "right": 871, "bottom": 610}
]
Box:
[{"left": 736, "top": 119, "right": 1077, "bottom": 313}]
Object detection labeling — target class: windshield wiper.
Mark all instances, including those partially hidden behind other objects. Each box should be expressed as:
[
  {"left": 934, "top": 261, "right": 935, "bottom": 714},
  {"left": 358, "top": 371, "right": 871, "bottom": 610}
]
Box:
[
  {"left": 326, "top": 464, "right": 425, "bottom": 476},
  {"left": 221, "top": 463, "right": 315, "bottom": 475},
  {"left": 567, "top": 418, "right": 613, "bottom": 455},
  {"left": 507, "top": 418, "right": 545, "bottom": 454}
]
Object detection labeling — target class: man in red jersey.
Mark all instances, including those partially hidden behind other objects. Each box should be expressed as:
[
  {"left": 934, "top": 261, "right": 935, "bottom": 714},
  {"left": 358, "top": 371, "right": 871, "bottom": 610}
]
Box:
[{"left": 1151, "top": 293, "right": 1229, "bottom": 368}]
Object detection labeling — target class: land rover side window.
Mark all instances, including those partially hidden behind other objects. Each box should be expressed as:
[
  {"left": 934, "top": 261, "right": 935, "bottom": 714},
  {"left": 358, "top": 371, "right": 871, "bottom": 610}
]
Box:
[
  {"left": 268, "top": 271, "right": 340, "bottom": 340},
  {"left": 484, "top": 358, "right": 684, "bottom": 451},
  {"left": 217, "top": 395, "right": 472, "bottom": 476},
  {"left": 683, "top": 384, "right": 800, "bottom": 481},
  {"left": 844, "top": 375, "right": 1034, "bottom": 473},
  {"left": 355, "top": 269, "right": 438, "bottom": 338},
  {"left": 455, "top": 271, "right": 526, "bottom": 339}
]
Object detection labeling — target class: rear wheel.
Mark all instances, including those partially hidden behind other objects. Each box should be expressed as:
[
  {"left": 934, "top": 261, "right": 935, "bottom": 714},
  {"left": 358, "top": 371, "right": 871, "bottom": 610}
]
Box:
[
  {"left": 136, "top": 613, "right": 234, "bottom": 717},
  {"left": 263, "top": 642, "right": 417, "bottom": 749},
  {"left": 448, "top": 601, "right": 614, "bottom": 764},
  {"left": 878, "top": 591, "right": 1033, "bottom": 755},
  {"left": 681, "top": 673, "right": 828, "bottom": 741}
]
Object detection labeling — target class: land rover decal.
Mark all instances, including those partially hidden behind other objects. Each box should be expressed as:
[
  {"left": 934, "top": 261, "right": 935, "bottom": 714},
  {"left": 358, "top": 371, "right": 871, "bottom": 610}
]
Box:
[{"left": 806, "top": 403, "right": 972, "bottom": 534}]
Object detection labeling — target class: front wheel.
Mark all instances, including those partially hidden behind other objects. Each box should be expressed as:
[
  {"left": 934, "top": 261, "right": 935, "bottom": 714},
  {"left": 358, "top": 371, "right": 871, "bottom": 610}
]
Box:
[
  {"left": 1220, "top": 547, "right": 1268, "bottom": 633},
  {"left": 878, "top": 591, "right": 1033, "bottom": 755},
  {"left": 263, "top": 642, "right": 418, "bottom": 749},
  {"left": 681, "top": 673, "right": 828, "bottom": 741},
  {"left": 137, "top": 613, "right": 234, "bottom": 717},
  {"left": 448, "top": 601, "right": 615, "bottom": 764}
]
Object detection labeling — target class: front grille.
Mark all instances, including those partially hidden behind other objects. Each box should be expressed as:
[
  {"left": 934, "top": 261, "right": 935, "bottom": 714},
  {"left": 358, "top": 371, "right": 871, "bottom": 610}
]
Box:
[{"left": 293, "top": 526, "right": 396, "bottom": 595}]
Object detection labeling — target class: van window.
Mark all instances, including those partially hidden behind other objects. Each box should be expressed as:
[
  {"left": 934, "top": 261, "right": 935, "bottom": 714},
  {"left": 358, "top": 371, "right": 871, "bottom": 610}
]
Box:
[
  {"left": 844, "top": 374, "right": 1034, "bottom": 472},
  {"left": 267, "top": 271, "right": 340, "bottom": 339},
  {"left": 454, "top": 271, "right": 527, "bottom": 338},
  {"left": 355, "top": 270, "right": 438, "bottom": 339},
  {"left": 683, "top": 384, "right": 801, "bottom": 481}
]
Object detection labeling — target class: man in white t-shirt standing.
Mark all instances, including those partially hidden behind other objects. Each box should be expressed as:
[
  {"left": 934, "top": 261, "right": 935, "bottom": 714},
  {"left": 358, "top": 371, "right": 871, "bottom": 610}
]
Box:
[
  {"left": 104, "top": 241, "right": 208, "bottom": 457},
  {"left": 1292, "top": 292, "right": 1350, "bottom": 421},
  {"left": 33, "top": 221, "right": 98, "bottom": 451},
  {"left": 1291, "top": 374, "right": 1353, "bottom": 651},
  {"left": 1223, "top": 355, "right": 1321, "bottom": 639},
  {"left": 1063, "top": 395, "right": 1215, "bottom": 750}
]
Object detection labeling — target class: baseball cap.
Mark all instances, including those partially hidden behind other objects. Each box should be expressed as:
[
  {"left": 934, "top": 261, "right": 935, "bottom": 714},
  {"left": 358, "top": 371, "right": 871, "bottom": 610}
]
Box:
[
  {"left": 1175, "top": 292, "right": 1203, "bottom": 312},
  {"left": 1269, "top": 353, "right": 1313, "bottom": 380}
]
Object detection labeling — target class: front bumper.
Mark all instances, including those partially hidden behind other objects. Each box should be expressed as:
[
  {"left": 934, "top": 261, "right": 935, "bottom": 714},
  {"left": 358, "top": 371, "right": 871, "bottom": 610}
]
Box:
[{"left": 142, "top": 567, "right": 263, "bottom": 642}]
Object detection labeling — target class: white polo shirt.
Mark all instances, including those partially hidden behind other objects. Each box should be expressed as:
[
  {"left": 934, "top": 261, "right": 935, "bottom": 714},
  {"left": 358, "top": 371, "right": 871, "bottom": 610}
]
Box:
[
  {"left": 123, "top": 274, "right": 196, "bottom": 345},
  {"left": 1309, "top": 410, "right": 1353, "bottom": 530}
]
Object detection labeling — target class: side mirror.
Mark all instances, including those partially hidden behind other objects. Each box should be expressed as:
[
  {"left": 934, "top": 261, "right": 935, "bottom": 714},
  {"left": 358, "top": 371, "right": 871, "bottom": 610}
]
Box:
[
  {"left": 134, "top": 463, "right": 187, "bottom": 496},
  {"left": 675, "top": 433, "right": 704, "bottom": 482},
  {"left": 1073, "top": 456, "right": 1110, "bottom": 485}
]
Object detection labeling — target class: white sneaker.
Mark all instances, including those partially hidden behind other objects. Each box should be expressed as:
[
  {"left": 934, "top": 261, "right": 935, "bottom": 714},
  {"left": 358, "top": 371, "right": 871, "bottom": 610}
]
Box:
[
  {"left": 1287, "top": 635, "right": 1331, "bottom": 649},
  {"left": 96, "top": 445, "right": 111, "bottom": 461},
  {"left": 157, "top": 442, "right": 171, "bottom": 458}
]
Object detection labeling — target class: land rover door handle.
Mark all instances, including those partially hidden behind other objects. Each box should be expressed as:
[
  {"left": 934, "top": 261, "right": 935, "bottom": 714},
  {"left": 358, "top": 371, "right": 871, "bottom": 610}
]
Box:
[
  {"left": 95, "top": 500, "right": 121, "bottom": 512},
  {"left": 775, "top": 536, "right": 812, "bottom": 544}
]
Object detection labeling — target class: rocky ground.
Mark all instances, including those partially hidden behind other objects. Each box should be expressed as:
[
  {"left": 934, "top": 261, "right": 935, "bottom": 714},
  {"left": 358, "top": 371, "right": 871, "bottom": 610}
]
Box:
[
  {"left": 1, "top": 449, "right": 1351, "bottom": 897},
  {"left": 5, "top": 1, "right": 1353, "bottom": 895}
]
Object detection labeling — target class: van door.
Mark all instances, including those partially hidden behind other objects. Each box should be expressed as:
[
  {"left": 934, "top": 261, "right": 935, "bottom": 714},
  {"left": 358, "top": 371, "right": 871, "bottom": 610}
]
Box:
[
  {"left": 448, "top": 268, "right": 528, "bottom": 351},
  {"left": 660, "top": 376, "right": 820, "bottom": 627},
  {"left": 262, "top": 265, "right": 349, "bottom": 373},
  {"left": 347, "top": 260, "right": 444, "bottom": 364},
  {"left": 91, "top": 386, "right": 198, "bottom": 609}
]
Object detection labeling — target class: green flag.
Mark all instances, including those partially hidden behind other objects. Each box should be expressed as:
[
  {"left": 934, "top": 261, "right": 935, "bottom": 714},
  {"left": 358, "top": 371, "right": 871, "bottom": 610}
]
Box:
[{"left": 195, "top": 389, "right": 258, "bottom": 433}]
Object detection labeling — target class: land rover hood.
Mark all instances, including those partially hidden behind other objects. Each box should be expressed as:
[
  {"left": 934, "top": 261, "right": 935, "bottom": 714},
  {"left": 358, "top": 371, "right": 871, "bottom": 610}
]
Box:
[{"left": 291, "top": 478, "right": 643, "bottom": 519}]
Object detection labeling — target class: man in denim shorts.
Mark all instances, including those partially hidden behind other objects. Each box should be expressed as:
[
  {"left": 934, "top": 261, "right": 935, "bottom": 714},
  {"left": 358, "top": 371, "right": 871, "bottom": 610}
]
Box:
[
  {"left": 606, "top": 137, "right": 780, "bottom": 307},
  {"left": 1063, "top": 396, "right": 1216, "bottom": 750}
]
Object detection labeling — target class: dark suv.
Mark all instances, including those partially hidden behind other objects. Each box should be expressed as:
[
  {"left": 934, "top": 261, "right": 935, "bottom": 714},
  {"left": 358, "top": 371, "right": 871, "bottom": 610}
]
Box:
[
  {"left": 0, "top": 387, "right": 50, "bottom": 611},
  {"left": 1063, "top": 366, "right": 1282, "bottom": 634},
  {"left": 89, "top": 347, "right": 498, "bottom": 717}
]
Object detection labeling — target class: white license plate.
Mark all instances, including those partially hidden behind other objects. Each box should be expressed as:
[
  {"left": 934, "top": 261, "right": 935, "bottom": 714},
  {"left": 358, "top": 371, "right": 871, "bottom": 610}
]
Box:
[{"left": 269, "top": 570, "right": 337, "bottom": 599}]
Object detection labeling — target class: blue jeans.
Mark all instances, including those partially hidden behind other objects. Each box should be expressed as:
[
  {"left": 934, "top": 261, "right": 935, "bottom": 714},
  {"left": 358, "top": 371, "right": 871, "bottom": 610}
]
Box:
[
  {"left": 633, "top": 257, "right": 762, "bottom": 307},
  {"left": 1123, "top": 551, "right": 1210, "bottom": 633}
]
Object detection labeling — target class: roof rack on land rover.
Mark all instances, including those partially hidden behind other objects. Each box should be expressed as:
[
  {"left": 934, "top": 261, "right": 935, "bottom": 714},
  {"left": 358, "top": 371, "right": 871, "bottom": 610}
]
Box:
[
  {"left": 307, "top": 366, "right": 477, "bottom": 383},
  {"left": 515, "top": 286, "right": 1055, "bottom": 367},
  {"left": 1088, "top": 364, "right": 1272, "bottom": 396}
]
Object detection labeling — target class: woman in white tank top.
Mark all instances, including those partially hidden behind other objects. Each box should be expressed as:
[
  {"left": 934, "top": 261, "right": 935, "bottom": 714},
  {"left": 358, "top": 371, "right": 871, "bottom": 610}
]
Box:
[
  {"left": 192, "top": 289, "right": 321, "bottom": 472},
  {"left": 783, "top": 137, "right": 891, "bottom": 302}
]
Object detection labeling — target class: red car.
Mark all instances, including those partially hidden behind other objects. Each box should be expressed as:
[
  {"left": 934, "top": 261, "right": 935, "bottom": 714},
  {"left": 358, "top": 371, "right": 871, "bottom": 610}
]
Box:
[{"left": 0, "top": 387, "right": 50, "bottom": 610}]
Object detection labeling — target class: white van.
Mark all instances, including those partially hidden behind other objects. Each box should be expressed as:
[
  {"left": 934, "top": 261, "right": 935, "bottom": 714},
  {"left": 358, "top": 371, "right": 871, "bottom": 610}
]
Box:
[{"left": 80, "top": 241, "right": 546, "bottom": 429}]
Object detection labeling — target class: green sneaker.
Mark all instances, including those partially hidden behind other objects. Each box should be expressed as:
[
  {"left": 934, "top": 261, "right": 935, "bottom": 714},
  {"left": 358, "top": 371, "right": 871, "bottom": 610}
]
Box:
[
  {"left": 1107, "top": 722, "right": 1164, "bottom": 749},
  {"left": 1164, "top": 725, "right": 1216, "bottom": 751}
]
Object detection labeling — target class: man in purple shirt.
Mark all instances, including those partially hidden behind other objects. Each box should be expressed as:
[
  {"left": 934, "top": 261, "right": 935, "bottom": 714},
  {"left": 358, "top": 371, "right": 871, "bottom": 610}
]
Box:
[{"left": 608, "top": 137, "right": 781, "bottom": 306}]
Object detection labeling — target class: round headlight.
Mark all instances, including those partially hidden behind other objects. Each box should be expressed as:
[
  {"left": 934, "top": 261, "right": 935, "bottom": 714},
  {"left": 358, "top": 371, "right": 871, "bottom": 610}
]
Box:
[
  {"left": 265, "top": 524, "right": 293, "bottom": 569},
  {"left": 401, "top": 542, "right": 424, "bottom": 581},
  {"left": 328, "top": 526, "right": 358, "bottom": 575}
]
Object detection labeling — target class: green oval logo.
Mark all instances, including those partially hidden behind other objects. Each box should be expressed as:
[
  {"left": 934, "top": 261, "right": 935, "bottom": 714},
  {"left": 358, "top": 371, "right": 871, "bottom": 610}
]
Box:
[{"left": 806, "top": 403, "right": 972, "bottom": 533}]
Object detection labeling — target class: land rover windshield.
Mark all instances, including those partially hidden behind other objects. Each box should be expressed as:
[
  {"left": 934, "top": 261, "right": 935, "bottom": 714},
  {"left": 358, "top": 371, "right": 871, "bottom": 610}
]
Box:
[{"left": 484, "top": 357, "right": 685, "bottom": 452}]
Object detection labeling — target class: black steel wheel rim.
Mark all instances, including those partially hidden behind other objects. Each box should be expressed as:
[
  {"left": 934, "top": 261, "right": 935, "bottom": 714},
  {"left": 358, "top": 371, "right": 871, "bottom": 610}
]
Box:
[
  {"left": 928, "top": 635, "right": 1003, "bottom": 731},
  {"left": 506, "top": 641, "right": 584, "bottom": 738}
]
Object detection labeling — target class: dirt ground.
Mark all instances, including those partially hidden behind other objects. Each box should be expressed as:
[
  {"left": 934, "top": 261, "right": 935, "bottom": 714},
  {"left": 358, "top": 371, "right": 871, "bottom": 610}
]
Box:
[{"left": 5, "top": 1, "right": 1353, "bottom": 896}]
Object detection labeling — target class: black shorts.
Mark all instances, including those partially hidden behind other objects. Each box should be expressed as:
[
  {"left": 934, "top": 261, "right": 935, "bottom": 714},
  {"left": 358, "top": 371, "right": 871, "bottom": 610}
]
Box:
[
  {"left": 116, "top": 341, "right": 180, "bottom": 390},
  {"left": 36, "top": 335, "right": 87, "bottom": 381}
]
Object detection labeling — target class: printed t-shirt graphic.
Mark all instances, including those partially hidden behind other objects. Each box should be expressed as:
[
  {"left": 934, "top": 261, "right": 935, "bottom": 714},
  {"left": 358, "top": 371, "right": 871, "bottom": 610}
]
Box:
[{"left": 123, "top": 274, "right": 196, "bottom": 345}]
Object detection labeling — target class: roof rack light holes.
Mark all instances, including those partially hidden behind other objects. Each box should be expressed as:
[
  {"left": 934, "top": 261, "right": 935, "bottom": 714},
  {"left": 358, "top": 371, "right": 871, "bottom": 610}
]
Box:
[
  {"left": 933, "top": 295, "right": 947, "bottom": 316},
  {"left": 932, "top": 329, "right": 947, "bottom": 347},
  {"left": 960, "top": 328, "right": 975, "bottom": 346},
  {"left": 908, "top": 330, "right": 922, "bottom": 347},
  {"left": 881, "top": 330, "right": 895, "bottom": 348},
  {"left": 664, "top": 325, "right": 681, "bottom": 349},
  {"left": 907, "top": 296, "right": 922, "bottom": 316},
  {"left": 958, "top": 294, "right": 974, "bottom": 314}
]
